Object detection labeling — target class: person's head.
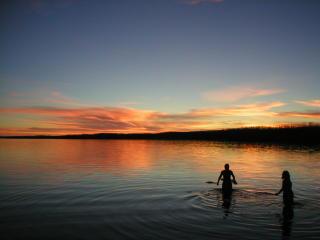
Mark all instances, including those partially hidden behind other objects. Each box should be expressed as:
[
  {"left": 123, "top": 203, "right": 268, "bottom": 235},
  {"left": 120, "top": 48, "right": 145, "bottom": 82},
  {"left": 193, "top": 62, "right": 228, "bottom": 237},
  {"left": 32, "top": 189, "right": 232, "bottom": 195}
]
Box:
[
  {"left": 282, "top": 170, "right": 290, "bottom": 180},
  {"left": 224, "top": 163, "right": 229, "bottom": 170}
]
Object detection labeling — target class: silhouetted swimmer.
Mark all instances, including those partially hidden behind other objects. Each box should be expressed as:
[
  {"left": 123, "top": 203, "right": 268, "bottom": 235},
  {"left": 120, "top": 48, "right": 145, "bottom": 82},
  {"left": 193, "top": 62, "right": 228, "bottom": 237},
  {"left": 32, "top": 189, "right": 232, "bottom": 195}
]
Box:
[
  {"left": 222, "top": 191, "right": 232, "bottom": 209},
  {"left": 276, "top": 170, "right": 294, "bottom": 206},
  {"left": 217, "top": 163, "right": 237, "bottom": 195},
  {"left": 281, "top": 203, "right": 294, "bottom": 238}
]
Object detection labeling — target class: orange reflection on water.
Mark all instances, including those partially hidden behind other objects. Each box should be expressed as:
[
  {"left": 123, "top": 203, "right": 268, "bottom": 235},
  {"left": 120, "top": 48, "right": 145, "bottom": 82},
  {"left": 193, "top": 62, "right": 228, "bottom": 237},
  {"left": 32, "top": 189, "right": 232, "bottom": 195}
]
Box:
[
  {"left": 1, "top": 139, "right": 319, "bottom": 185},
  {"left": 177, "top": 142, "right": 320, "bottom": 189},
  {"left": 0, "top": 139, "right": 153, "bottom": 178}
]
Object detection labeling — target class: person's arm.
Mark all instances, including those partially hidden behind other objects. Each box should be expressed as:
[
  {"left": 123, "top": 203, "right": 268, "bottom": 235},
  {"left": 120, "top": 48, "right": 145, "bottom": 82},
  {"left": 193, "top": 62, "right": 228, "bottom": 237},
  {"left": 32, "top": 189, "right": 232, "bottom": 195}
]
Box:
[
  {"left": 275, "top": 181, "right": 283, "bottom": 195},
  {"left": 231, "top": 171, "right": 237, "bottom": 184},
  {"left": 217, "top": 172, "right": 222, "bottom": 185},
  {"left": 275, "top": 188, "right": 283, "bottom": 195}
]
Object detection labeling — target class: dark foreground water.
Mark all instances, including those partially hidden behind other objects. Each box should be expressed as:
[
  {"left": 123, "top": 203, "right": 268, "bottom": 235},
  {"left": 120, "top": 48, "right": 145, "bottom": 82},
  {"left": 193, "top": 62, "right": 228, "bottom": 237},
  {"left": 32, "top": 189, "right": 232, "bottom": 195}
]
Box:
[{"left": 0, "top": 139, "right": 319, "bottom": 240}]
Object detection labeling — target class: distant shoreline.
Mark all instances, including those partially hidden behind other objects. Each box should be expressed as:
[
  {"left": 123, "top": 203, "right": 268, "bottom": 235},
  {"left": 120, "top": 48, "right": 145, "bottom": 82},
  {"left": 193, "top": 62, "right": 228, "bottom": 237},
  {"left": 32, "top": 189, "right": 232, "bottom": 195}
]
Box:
[{"left": 1, "top": 126, "right": 319, "bottom": 145}]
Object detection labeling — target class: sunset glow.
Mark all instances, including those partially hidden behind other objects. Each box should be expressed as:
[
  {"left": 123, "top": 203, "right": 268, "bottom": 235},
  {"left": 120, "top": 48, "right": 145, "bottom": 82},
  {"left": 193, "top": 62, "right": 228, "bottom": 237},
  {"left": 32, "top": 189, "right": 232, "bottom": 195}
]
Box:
[{"left": 1, "top": 0, "right": 320, "bottom": 136}]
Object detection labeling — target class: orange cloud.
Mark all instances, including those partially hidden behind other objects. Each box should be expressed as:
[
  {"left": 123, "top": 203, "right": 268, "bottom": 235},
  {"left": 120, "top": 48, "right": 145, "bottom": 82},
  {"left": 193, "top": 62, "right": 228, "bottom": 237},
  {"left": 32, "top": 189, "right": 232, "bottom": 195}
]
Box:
[
  {"left": 186, "top": 102, "right": 286, "bottom": 118},
  {"left": 0, "top": 102, "right": 287, "bottom": 135},
  {"left": 295, "top": 100, "right": 320, "bottom": 107},
  {"left": 277, "top": 112, "right": 320, "bottom": 118},
  {"left": 202, "top": 87, "right": 286, "bottom": 102},
  {"left": 0, "top": 106, "right": 157, "bottom": 135}
]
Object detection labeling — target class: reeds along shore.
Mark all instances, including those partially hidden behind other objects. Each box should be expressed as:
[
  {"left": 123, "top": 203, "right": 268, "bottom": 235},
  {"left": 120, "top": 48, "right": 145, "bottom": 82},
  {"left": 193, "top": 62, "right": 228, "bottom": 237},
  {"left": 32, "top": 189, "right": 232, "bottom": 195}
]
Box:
[{"left": 2, "top": 126, "right": 320, "bottom": 145}]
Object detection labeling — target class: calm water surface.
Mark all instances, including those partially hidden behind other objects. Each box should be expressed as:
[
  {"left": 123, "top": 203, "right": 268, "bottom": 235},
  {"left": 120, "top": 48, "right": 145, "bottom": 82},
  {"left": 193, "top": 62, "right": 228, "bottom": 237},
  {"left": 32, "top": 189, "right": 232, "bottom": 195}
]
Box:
[{"left": 0, "top": 139, "right": 319, "bottom": 240}]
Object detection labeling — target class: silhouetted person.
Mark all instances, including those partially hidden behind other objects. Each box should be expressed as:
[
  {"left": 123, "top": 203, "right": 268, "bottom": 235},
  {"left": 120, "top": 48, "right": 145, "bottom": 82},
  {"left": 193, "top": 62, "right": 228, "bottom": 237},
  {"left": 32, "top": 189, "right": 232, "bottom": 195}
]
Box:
[
  {"left": 281, "top": 203, "right": 294, "bottom": 239},
  {"left": 276, "top": 170, "right": 294, "bottom": 206},
  {"left": 222, "top": 191, "right": 232, "bottom": 208},
  {"left": 217, "top": 163, "right": 237, "bottom": 195}
]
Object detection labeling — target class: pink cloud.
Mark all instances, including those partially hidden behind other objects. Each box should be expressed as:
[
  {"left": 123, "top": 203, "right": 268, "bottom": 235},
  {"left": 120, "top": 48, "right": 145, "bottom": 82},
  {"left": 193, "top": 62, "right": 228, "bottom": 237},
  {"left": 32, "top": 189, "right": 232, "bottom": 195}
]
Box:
[
  {"left": 0, "top": 106, "right": 157, "bottom": 134},
  {"left": 188, "top": 102, "right": 286, "bottom": 118},
  {"left": 118, "top": 101, "right": 141, "bottom": 106},
  {"left": 8, "top": 92, "right": 29, "bottom": 97},
  {"left": 45, "top": 99, "right": 78, "bottom": 105},
  {"left": 252, "top": 89, "right": 286, "bottom": 97},
  {"left": 277, "top": 112, "right": 320, "bottom": 118},
  {"left": 44, "top": 91, "right": 89, "bottom": 106},
  {"left": 202, "top": 87, "right": 286, "bottom": 102},
  {"left": 50, "top": 91, "right": 71, "bottom": 99},
  {"left": 7, "top": 89, "right": 87, "bottom": 107},
  {"left": 0, "top": 102, "right": 285, "bottom": 135},
  {"left": 295, "top": 100, "right": 320, "bottom": 107},
  {"left": 3, "top": 101, "right": 319, "bottom": 136},
  {"left": 44, "top": 98, "right": 89, "bottom": 106}
]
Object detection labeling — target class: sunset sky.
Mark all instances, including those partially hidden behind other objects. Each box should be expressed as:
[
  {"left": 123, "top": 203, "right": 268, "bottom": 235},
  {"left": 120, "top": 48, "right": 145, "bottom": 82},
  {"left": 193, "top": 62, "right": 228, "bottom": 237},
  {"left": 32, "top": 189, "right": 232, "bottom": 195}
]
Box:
[{"left": 1, "top": 0, "right": 320, "bottom": 136}]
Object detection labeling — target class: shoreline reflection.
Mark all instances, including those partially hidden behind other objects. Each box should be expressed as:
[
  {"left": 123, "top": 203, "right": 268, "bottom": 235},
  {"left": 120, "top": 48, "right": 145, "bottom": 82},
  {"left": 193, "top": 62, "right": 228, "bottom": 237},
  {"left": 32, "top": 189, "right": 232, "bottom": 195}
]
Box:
[{"left": 0, "top": 139, "right": 319, "bottom": 240}]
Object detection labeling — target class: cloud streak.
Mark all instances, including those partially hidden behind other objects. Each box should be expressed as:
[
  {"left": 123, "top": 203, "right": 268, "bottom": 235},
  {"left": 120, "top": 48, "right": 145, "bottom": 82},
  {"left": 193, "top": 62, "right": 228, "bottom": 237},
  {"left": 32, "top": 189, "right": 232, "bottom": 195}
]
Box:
[
  {"left": 0, "top": 102, "right": 287, "bottom": 135},
  {"left": 45, "top": 99, "right": 80, "bottom": 105},
  {"left": 6, "top": 89, "right": 88, "bottom": 107},
  {"left": 202, "top": 87, "right": 286, "bottom": 102},
  {"left": 2, "top": 100, "right": 319, "bottom": 136},
  {"left": 295, "top": 99, "right": 320, "bottom": 107},
  {"left": 278, "top": 112, "right": 320, "bottom": 118}
]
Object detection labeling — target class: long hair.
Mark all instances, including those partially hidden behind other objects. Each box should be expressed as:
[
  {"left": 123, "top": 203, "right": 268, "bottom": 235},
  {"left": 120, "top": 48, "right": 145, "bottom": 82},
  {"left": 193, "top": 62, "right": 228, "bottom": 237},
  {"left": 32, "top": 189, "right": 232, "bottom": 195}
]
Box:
[{"left": 282, "top": 170, "right": 291, "bottom": 180}]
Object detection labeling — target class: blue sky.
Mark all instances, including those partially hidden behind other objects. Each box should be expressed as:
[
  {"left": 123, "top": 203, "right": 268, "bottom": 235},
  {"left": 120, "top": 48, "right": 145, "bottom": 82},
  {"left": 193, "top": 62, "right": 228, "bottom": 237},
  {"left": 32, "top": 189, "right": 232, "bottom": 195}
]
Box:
[{"left": 0, "top": 0, "right": 319, "bottom": 135}]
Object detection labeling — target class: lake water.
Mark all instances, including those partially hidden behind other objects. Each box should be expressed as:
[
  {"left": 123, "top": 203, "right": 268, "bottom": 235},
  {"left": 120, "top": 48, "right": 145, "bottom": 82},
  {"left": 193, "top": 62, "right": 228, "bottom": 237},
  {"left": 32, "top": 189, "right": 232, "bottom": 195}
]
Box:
[{"left": 0, "top": 139, "right": 319, "bottom": 240}]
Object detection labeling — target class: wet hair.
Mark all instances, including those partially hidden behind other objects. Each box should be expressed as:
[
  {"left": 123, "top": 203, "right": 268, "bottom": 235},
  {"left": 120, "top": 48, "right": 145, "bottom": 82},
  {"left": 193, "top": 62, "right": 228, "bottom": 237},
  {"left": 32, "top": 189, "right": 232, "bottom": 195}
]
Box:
[
  {"left": 224, "top": 163, "right": 229, "bottom": 170},
  {"left": 282, "top": 170, "right": 290, "bottom": 180}
]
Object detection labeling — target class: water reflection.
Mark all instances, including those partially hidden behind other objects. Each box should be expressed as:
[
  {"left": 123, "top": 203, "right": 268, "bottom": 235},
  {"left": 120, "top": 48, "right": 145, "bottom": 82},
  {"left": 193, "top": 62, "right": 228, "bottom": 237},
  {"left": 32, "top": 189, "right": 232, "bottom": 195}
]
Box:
[
  {"left": 0, "top": 139, "right": 319, "bottom": 240},
  {"left": 222, "top": 191, "right": 233, "bottom": 218},
  {"left": 281, "top": 204, "right": 294, "bottom": 239}
]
